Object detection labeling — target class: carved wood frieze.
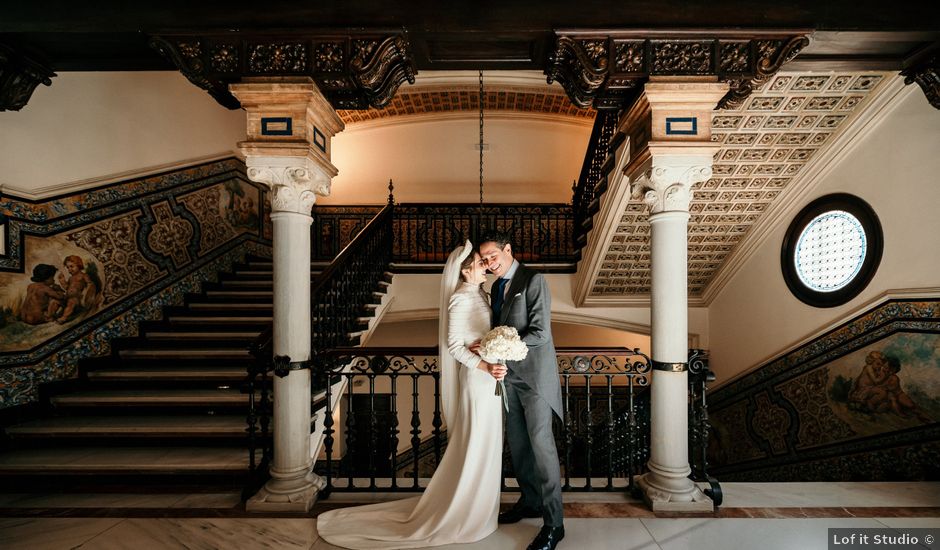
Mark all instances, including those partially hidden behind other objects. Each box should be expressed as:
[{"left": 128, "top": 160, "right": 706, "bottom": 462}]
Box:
[
  {"left": 149, "top": 31, "right": 416, "bottom": 110},
  {"left": 0, "top": 43, "right": 56, "bottom": 112},
  {"left": 546, "top": 33, "right": 809, "bottom": 110},
  {"left": 901, "top": 42, "right": 940, "bottom": 110}
]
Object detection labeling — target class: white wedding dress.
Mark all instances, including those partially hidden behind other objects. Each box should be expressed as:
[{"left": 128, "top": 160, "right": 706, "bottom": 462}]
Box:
[{"left": 316, "top": 281, "right": 503, "bottom": 549}]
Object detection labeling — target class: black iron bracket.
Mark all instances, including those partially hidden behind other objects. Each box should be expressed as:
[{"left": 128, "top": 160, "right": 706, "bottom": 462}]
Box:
[
  {"left": 651, "top": 360, "right": 688, "bottom": 372},
  {"left": 273, "top": 354, "right": 314, "bottom": 378}
]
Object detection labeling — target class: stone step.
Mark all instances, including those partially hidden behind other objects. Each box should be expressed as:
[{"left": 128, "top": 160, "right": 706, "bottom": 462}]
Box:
[
  {"left": 116, "top": 349, "right": 253, "bottom": 359},
  {"left": 204, "top": 290, "right": 274, "bottom": 299},
  {"left": 5, "top": 415, "right": 248, "bottom": 438},
  {"left": 146, "top": 331, "right": 261, "bottom": 339},
  {"left": 87, "top": 366, "right": 246, "bottom": 382},
  {"left": 187, "top": 302, "right": 272, "bottom": 310},
  {"left": 219, "top": 279, "right": 274, "bottom": 288},
  {"left": 245, "top": 260, "right": 329, "bottom": 269},
  {"left": 165, "top": 315, "right": 273, "bottom": 323},
  {"left": 231, "top": 269, "right": 322, "bottom": 277},
  {"left": 0, "top": 447, "right": 249, "bottom": 475},
  {"left": 51, "top": 389, "right": 248, "bottom": 408}
]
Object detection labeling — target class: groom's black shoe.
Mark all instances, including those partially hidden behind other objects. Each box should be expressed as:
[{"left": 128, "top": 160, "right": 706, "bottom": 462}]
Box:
[
  {"left": 527, "top": 525, "right": 565, "bottom": 550},
  {"left": 497, "top": 505, "right": 542, "bottom": 524}
]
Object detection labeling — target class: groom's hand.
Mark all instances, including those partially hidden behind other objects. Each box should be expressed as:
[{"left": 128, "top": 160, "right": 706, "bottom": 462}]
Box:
[
  {"left": 469, "top": 339, "right": 481, "bottom": 354},
  {"left": 481, "top": 361, "right": 507, "bottom": 380}
]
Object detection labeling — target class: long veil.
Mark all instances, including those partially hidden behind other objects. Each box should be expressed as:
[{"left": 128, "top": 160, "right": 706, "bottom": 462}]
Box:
[{"left": 438, "top": 239, "right": 473, "bottom": 428}]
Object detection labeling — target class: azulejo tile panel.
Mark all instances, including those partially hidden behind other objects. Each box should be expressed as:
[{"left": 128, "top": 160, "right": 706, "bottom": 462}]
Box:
[
  {"left": 0, "top": 239, "right": 270, "bottom": 409},
  {"left": 0, "top": 158, "right": 271, "bottom": 409},
  {"left": 708, "top": 298, "right": 940, "bottom": 481},
  {"left": 591, "top": 71, "right": 890, "bottom": 297}
]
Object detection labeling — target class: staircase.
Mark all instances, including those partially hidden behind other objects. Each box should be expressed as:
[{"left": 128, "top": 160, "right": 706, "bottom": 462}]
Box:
[
  {"left": 0, "top": 252, "right": 391, "bottom": 491},
  {"left": 572, "top": 109, "right": 625, "bottom": 249}
]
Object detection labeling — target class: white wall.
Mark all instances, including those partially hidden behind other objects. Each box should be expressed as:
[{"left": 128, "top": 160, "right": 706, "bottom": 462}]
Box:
[
  {"left": 327, "top": 117, "right": 592, "bottom": 205},
  {"left": 368, "top": 318, "right": 651, "bottom": 351},
  {"left": 380, "top": 273, "right": 708, "bottom": 347},
  {"left": 0, "top": 72, "right": 244, "bottom": 195},
  {"left": 708, "top": 86, "right": 940, "bottom": 386}
]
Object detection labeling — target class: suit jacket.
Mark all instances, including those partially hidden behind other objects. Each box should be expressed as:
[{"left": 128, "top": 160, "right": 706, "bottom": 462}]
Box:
[{"left": 493, "top": 262, "right": 563, "bottom": 419}]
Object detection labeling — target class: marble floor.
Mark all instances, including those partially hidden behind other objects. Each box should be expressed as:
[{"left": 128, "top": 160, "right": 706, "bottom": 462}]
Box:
[{"left": 0, "top": 483, "right": 937, "bottom": 550}]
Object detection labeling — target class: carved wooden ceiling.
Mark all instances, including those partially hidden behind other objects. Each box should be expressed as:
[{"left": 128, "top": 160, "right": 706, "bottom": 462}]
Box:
[
  {"left": 1, "top": 1, "right": 938, "bottom": 111},
  {"left": 588, "top": 70, "right": 892, "bottom": 300}
]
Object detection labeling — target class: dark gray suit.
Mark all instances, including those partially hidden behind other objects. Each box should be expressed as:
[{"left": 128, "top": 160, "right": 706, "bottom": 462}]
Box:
[{"left": 494, "top": 262, "right": 563, "bottom": 527}]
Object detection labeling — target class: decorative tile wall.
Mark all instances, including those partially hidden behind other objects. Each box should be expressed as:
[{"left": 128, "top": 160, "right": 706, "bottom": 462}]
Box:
[
  {"left": 0, "top": 158, "right": 271, "bottom": 408},
  {"left": 708, "top": 299, "right": 940, "bottom": 481}
]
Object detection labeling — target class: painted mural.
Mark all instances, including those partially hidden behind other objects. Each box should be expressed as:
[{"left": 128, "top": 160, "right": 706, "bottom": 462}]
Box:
[
  {"left": 708, "top": 299, "right": 940, "bottom": 481},
  {"left": 827, "top": 333, "right": 938, "bottom": 432},
  {"left": 0, "top": 158, "right": 272, "bottom": 409},
  {"left": 0, "top": 238, "right": 106, "bottom": 351}
]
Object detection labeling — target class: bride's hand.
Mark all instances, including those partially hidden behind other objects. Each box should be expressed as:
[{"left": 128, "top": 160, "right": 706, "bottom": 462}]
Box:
[
  {"left": 479, "top": 361, "right": 507, "bottom": 380},
  {"left": 469, "top": 339, "right": 481, "bottom": 354}
]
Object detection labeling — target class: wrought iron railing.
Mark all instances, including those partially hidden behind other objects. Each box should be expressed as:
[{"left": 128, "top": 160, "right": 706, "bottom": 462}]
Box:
[
  {"left": 311, "top": 206, "right": 382, "bottom": 261},
  {"left": 688, "top": 348, "right": 722, "bottom": 505},
  {"left": 311, "top": 202, "right": 577, "bottom": 270},
  {"left": 245, "top": 204, "right": 395, "bottom": 491},
  {"left": 313, "top": 346, "right": 654, "bottom": 495},
  {"left": 310, "top": 204, "right": 393, "bottom": 351},
  {"left": 572, "top": 110, "right": 619, "bottom": 246},
  {"left": 391, "top": 203, "right": 576, "bottom": 268}
]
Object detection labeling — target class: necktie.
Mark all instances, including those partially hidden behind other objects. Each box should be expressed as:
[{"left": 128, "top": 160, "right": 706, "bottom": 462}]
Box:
[{"left": 492, "top": 277, "right": 509, "bottom": 318}]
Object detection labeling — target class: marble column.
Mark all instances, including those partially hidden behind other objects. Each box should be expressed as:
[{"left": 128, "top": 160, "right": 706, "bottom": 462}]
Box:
[
  {"left": 624, "top": 81, "right": 727, "bottom": 512},
  {"left": 229, "top": 78, "right": 344, "bottom": 512}
]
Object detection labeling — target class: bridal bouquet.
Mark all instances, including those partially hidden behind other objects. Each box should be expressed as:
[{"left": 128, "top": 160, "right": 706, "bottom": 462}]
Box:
[{"left": 478, "top": 325, "right": 528, "bottom": 411}]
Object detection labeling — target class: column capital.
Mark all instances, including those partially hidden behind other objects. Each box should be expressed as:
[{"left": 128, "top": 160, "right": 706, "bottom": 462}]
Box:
[
  {"left": 619, "top": 80, "right": 726, "bottom": 215},
  {"left": 245, "top": 155, "right": 333, "bottom": 214},
  {"left": 230, "top": 78, "right": 344, "bottom": 215},
  {"left": 628, "top": 145, "right": 718, "bottom": 214}
]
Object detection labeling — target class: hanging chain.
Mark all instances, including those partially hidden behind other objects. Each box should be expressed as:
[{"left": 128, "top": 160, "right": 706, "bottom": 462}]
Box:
[{"left": 479, "top": 70, "right": 484, "bottom": 207}]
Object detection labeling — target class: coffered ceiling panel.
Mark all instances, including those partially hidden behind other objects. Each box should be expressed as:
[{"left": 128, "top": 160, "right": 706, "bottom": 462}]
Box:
[{"left": 589, "top": 71, "right": 891, "bottom": 299}]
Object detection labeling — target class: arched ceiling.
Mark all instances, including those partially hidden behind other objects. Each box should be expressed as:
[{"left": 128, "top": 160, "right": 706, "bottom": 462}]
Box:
[{"left": 336, "top": 71, "right": 596, "bottom": 127}]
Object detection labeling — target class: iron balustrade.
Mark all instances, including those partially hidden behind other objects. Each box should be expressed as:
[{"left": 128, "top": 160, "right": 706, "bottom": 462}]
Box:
[
  {"left": 688, "top": 348, "right": 722, "bottom": 505},
  {"left": 311, "top": 206, "right": 382, "bottom": 262},
  {"left": 313, "top": 346, "right": 664, "bottom": 495},
  {"left": 572, "top": 110, "right": 619, "bottom": 246},
  {"left": 391, "top": 203, "right": 576, "bottom": 267},
  {"left": 245, "top": 204, "right": 395, "bottom": 492},
  {"left": 310, "top": 203, "right": 577, "bottom": 269}
]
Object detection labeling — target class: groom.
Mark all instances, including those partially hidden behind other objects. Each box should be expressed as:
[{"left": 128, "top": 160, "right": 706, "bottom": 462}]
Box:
[{"left": 478, "top": 230, "right": 564, "bottom": 550}]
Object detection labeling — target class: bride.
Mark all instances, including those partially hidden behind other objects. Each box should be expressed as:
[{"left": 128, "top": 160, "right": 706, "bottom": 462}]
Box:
[{"left": 317, "top": 240, "right": 507, "bottom": 549}]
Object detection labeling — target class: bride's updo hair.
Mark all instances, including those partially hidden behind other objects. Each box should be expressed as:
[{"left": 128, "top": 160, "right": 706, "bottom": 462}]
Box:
[{"left": 460, "top": 251, "right": 476, "bottom": 272}]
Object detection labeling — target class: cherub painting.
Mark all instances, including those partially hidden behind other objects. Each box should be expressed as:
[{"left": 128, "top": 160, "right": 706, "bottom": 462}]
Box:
[
  {"left": 54, "top": 255, "right": 102, "bottom": 324},
  {"left": 847, "top": 351, "right": 932, "bottom": 423},
  {"left": 827, "top": 333, "right": 939, "bottom": 436},
  {"left": 0, "top": 239, "right": 106, "bottom": 352},
  {"left": 18, "top": 263, "right": 66, "bottom": 325},
  {"left": 223, "top": 180, "right": 259, "bottom": 230}
]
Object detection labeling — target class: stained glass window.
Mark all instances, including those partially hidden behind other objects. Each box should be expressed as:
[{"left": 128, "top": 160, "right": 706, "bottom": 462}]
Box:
[
  {"left": 794, "top": 210, "right": 867, "bottom": 292},
  {"left": 781, "top": 194, "right": 882, "bottom": 308}
]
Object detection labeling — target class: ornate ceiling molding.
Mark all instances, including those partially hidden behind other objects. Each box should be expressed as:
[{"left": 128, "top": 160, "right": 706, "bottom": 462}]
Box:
[
  {"left": 149, "top": 31, "right": 417, "bottom": 110},
  {"left": 901, "top": 42, "right": 940, "bottom": 110},
  {"left": 0, "top": 42, "right": 56, "bottom": 111},
  {"left": 337, "top": 88, "right": 596, "bottom": 126},
  {"left": 545, "top": 31, "right": 810, "bottom": 110}
]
